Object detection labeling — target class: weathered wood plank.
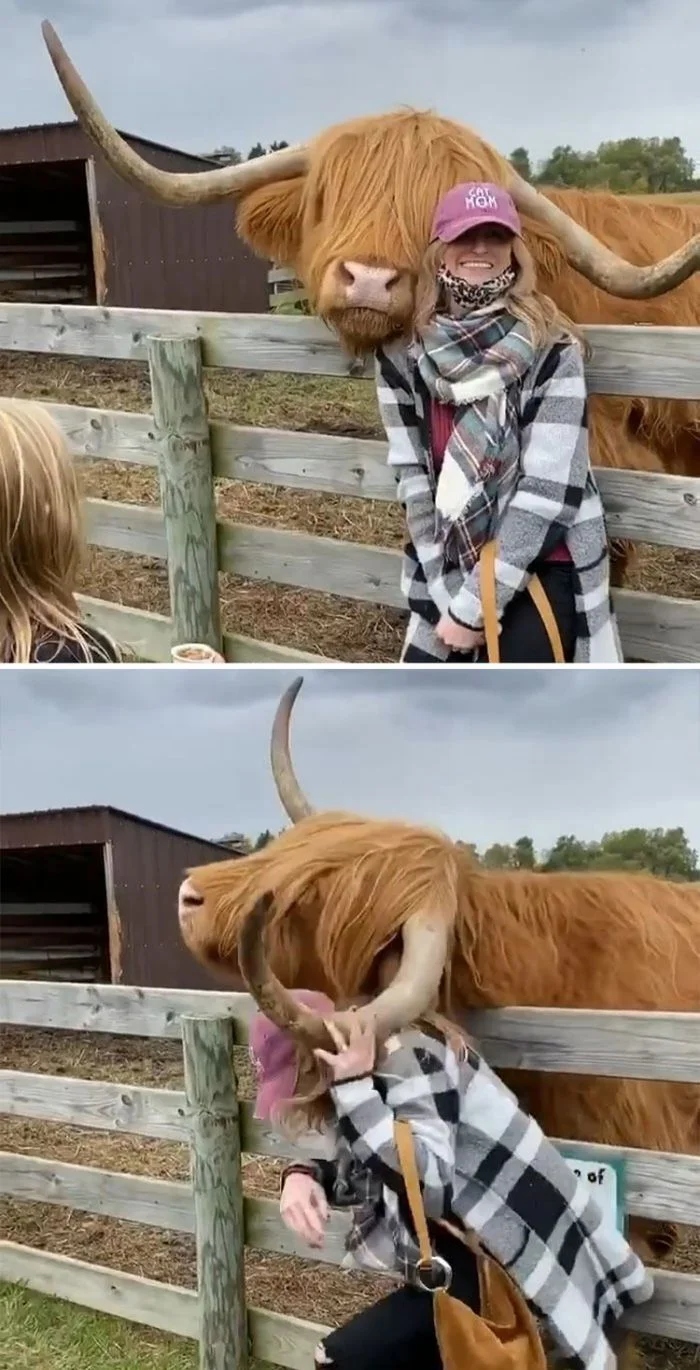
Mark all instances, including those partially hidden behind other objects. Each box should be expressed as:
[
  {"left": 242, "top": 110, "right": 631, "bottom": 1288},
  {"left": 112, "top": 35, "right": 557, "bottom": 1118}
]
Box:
[
  {"left": 623, "top": 1271, "right": 700, "bottom": 1342},
  {"left": 0, "top": 1152, "right": 352, "bottom": 1261},
  {"left": 216, "top": 519, "right": 404, "bottom": 607},
  {"left": 612, "top": 588, "right": 700, "bottom": 664},
  {"left": 76, "top": 594, "right": 329, "bottom": 664},
  {"left": 0, "top": 304, "right": 697, "bottom": 396},
  {"left": 0, "top": 1241, "right": 696, "bottom": 1348},
  {"left": 0, "top": 981, "right": 253, "bottom": 1037},
  {"left": 84, "top": 498, "right": 165, "bottom": 558},
  {"left": 2, "top": 984, "right": 698, "bottom": 1080},
  {"left": 467, "top": 1008, "right": 700, "bottom": 1083},
  {"left": 147, "top": 335, "right": 222, "bottom": 653},
  {"left": 0, "top": 1153, "right": 195, "bottom": 1231},
  {"left": 81, "top": 497, "right": 700, "bottom": 662},
  {"left": 182, "top": 1016, "right": 247, "bottom": 1370},
  {"left": 43, "top": 397, "right": 700, "bottom": 554},
  {"left": 42, "top": 402, "right": 159, "bottom": 465},
  {"left": 3, "top": 1137, "right": 697, "bottom": 1233},
  {"left": 594, "top": 469, "right": 700, "bottom": 551},
  {"left": 0, "top": 1070, "right": 189, "bottom": 1142},
  {"left": 0, "top": 1240, "right": 201, "bottom": 1338},
  {"left": 0, "top": 1243, "right": 329, "bottom": 1370}
]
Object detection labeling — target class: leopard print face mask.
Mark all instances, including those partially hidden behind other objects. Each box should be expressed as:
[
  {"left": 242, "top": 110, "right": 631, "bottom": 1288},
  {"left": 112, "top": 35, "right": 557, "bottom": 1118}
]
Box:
[{"left": 437, "top": 261, "right": 517, "bottom": 312}]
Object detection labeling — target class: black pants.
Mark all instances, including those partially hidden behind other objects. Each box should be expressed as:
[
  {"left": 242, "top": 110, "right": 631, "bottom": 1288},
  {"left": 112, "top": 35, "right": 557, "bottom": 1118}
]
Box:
[
  {"left": 455, "top": 563, "right": 577, "bottom": 664},
  {"left": 319, "top": 1227, "right": 480, "bottom": 1370}
]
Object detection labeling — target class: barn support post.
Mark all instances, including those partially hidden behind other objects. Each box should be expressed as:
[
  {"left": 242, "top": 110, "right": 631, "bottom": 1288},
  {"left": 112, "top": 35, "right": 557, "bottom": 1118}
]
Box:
[
  {"left": 147, "top": 335, "right": 222, "bottom": 654},
  {"left": 182, "top": 1013, "right": 248, "bottom": 1370}
]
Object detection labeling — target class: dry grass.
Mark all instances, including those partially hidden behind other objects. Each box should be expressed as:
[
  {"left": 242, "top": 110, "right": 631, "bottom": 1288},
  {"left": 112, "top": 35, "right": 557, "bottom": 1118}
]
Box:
[
  {"left": 1, "top": 1026, "right": 699, "bottom": 1370},
  {"left": 0, "top": 350, "right": 698, "bottom": 662}
]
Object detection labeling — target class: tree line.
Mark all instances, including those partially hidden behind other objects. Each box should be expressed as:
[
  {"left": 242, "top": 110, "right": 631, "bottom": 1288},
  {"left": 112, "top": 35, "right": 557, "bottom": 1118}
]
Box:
[
  {"left": 215, "top": 825, "right": 698, "bottom": 880},
  {"left": 203, "top": 140, "right": 289, "bottom": 165},
  {"left": 201, "top": 135, "right": 698, "bottom": 194}
]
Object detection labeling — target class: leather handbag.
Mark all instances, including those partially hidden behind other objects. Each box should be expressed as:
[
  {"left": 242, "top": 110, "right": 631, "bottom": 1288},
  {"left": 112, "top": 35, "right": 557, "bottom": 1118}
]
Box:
[
  {"left": 479, "top": 539, "right": 565, "bottom": 664},
  {"left": 394, "top": 1118, "right": 548, "bottom": 1370}
]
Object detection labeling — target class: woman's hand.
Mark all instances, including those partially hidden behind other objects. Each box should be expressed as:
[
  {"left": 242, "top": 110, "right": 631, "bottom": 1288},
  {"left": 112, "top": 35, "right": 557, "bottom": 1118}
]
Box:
[
  {"left": 435, "top": 613, "right": 485, "bottom": 652},
  {"left": 280, "top": 1171, "right": 329, "bottom": 1249},
  {"left": 315, "top": 1016, "right": 376, "bottom": 1082}
]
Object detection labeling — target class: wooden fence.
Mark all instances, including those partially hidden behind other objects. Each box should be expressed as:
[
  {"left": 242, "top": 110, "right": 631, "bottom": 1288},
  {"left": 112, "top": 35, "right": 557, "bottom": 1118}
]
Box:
[
  {"left": 0, "top": 299, "right": 699, "bottom": 663},
  {"left": 1, "top": 980, "right": 699, "bottom": 1367}
]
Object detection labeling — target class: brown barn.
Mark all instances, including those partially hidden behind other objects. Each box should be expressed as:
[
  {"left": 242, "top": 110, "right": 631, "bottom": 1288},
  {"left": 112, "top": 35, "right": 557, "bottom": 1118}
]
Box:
[
  {"left": 0, "top": 805, "right": 244, "bottom": 990},
  {"left": 0, "top": 121, "right": 269, "bottom": 311}
]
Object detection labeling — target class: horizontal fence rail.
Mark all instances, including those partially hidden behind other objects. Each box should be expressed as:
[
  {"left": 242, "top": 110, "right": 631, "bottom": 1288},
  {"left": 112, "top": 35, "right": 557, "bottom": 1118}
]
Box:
[
  {"left": 1, "top": 304, "right": 699, "bottom": 395},
  {"left": 1, "top": 980, "right": 699, "bottom": 1359},
  {"left": 34, "top": 397, "right": 700, "bottom": 544},
  {"left": 1, "top": 303, "right": 699, "bottom": 663}
]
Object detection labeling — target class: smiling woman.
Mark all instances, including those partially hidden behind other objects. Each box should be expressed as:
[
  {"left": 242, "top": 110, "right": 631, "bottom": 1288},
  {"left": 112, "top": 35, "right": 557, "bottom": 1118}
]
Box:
[{"left": 376, "top": 179, "right": 622, "bottom": 666}]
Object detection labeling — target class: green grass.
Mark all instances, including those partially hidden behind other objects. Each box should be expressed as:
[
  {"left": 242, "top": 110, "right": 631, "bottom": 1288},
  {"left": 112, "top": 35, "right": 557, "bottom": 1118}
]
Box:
[
  {"left": 0, "top": 1285, "right": 197, "bottom": 1370},
  {"left": 0, "top": 1285, "right": 274, "bottom": 1370}
]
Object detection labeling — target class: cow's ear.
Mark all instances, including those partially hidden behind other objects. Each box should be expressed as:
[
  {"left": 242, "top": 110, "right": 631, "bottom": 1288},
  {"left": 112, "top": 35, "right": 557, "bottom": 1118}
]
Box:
[{"left": 236, "top": 177, "right": 305, "bottom": 266}]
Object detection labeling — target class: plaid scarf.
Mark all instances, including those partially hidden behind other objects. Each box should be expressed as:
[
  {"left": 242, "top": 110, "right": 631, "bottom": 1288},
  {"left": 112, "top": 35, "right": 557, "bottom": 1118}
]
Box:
[{"left": 414, "top": 307, "right": 536, "bottom": 571}]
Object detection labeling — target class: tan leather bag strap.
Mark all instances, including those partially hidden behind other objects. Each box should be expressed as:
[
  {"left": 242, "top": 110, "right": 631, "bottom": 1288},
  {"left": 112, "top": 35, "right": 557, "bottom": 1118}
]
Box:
[
  {"left": 394, "top": 1119, "right": 433, "bottom": 1265},
  {"left": 479, "top": 540, "right": 565, "bottom": 664},
  {"left": 479, "top": 541, "right": 501, "bottom": 664},
  {"left": 527, "top": 575, "right": 565, "bottom": 663}
]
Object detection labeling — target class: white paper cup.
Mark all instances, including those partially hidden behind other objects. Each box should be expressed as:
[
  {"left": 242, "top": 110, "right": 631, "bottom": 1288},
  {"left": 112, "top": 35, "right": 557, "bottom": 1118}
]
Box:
[{"left": 171, "top": 643, "right": 225, "bottom": 664}]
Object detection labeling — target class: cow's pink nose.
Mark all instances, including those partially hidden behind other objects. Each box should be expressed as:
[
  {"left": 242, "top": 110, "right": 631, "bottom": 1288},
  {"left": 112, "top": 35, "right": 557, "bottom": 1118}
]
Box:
[
  {"left": 178, "top": 877, "right": 203, "bottom": 928},
  {"left": 340, "top": 261, "right": 400, "bottom": 308}
]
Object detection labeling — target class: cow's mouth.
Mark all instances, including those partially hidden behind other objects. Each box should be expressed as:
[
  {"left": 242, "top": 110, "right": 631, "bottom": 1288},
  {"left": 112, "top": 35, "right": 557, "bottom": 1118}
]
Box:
[{"left": 325, "top": 303, "right": 406, "bottom": 349}]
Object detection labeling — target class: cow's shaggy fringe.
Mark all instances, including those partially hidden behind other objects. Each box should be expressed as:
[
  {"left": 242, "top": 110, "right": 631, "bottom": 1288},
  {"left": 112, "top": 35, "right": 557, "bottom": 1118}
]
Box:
[
  {"left": 186, "top": 811, "right": 700, "bottom": 1255},
  {"left": 187, "top": 805, "right": 700, "bottom": 1161},
  {"left": 236, "top": 108, "right": 699, "bottom": 477}
]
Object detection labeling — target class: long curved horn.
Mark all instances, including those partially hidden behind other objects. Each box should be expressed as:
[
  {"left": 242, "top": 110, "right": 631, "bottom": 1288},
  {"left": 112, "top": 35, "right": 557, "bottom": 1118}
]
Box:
[
  {"left": 356, "top": 914, "right": 451, "bottom": 1037},
  {"left": 269, "top": 676, "right": 315, "bottom": 823},
  {"left": 239, "top": 893, "right": 332, "bottom": 1047},
  {"left": 240, "top": 893, "right": 449, "bottom": 1044},
  {"left": 509, "top": 170, "right": 699, "bottom": 298},
  {"left": 41, "top": 22, "right": 309, "bottom": 205}
]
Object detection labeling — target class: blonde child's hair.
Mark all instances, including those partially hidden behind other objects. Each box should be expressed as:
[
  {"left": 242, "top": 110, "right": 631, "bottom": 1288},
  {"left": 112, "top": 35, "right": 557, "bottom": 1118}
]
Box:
[{"left": 0, "top": 398, "right": 118, "bottom": 663}]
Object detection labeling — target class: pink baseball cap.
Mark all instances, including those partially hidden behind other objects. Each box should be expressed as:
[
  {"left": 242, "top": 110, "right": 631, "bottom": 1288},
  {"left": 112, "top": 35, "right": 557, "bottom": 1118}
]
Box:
[
  {"left": 431, "top": 181, "right": 522, "bottom": 244},
  {"left": 249, "top": 988, "right": 336, "bottom": 1121}
]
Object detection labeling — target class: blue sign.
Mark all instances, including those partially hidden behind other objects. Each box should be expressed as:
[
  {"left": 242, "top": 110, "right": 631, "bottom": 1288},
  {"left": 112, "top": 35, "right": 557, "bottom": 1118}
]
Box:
[{"left": 556, "top": 1146, "right": 627, "bottom": 1236}]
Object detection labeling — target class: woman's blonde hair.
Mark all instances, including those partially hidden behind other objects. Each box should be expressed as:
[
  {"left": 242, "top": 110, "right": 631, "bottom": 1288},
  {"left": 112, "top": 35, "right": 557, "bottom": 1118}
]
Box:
[
  {"left": 414, "top": 234, "right": 587, "bottom": 354},
  {"left": 275, "top": 1009, "right": 470, "bottom": 1140},
  {"left": 0, "top": 398, "right": 118, "bottom": 663}
]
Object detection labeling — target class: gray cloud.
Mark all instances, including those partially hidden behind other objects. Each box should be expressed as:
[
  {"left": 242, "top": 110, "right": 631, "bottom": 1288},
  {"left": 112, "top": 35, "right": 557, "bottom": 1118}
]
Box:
[
  {"left": 1, "top": 0, "right": 696, "bottom": 165},
  {"left": 1, "top": 667, "right": 698, "bottom": 855}
]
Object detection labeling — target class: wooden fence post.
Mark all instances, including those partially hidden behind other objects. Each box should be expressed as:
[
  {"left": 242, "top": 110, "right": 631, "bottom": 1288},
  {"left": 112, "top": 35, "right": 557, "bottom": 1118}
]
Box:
[
  {"left": 182, "top": 1014, "right": 247, "bottom": 1370},
  {"left": 147, "top": 335, "right": 222, "bottom": 654}
]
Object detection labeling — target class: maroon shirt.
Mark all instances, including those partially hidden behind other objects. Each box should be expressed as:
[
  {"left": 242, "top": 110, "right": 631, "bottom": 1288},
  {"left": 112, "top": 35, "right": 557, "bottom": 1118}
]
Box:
[{"left": 429, "top": 397, "right": 571, "bottom": 563}]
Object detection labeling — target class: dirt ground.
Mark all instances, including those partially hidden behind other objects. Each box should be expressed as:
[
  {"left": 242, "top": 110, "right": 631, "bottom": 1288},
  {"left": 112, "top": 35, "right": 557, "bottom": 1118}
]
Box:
[
  {"left": 0, "top": 351, "right": 698, "bottom": 662},
  {"left": 2, "top": 1027, "right": 698, "bottom": 1369}
]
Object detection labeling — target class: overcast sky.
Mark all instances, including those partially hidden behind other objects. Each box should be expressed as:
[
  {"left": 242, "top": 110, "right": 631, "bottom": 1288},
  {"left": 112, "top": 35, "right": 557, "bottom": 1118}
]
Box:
[
  {"left": 1, "top": 667, "right": 698, "bottom": 855},
  {"left": 1, "top": 1, "right": 697, "bottom": 168}
]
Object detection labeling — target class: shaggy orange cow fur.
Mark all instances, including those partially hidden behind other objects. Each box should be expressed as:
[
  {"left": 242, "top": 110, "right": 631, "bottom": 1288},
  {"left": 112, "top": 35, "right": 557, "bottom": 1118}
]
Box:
[
  {"left": 180, "top": 811, "right": 700, "bottom": 1260},
  {"left": 32, "top": 22, "right": 700, "bottom": 489},
  {"left": 235, "top": 111, "right": 699, "bottom": 481},
  {"left": 36, "top": 17, "right": 700, "bottom": 560}
]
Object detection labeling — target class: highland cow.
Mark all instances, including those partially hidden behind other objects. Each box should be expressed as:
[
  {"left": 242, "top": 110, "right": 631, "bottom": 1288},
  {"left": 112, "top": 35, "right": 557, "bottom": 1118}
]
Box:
[
  {"left": 41, "top": 22, "right": 699, "bottom": 495},
  {"left": 176, "top": 677, "right": 700, "bottom": 1264}
]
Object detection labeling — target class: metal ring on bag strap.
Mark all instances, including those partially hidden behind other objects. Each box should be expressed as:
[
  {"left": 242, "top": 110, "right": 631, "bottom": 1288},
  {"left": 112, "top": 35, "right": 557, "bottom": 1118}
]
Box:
[
  {"left": 414, "top": 1254, "right": 453, "bottom": 1293},
  {"left": 479, "top": 540, "right": 565, "bottom": 664}
]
